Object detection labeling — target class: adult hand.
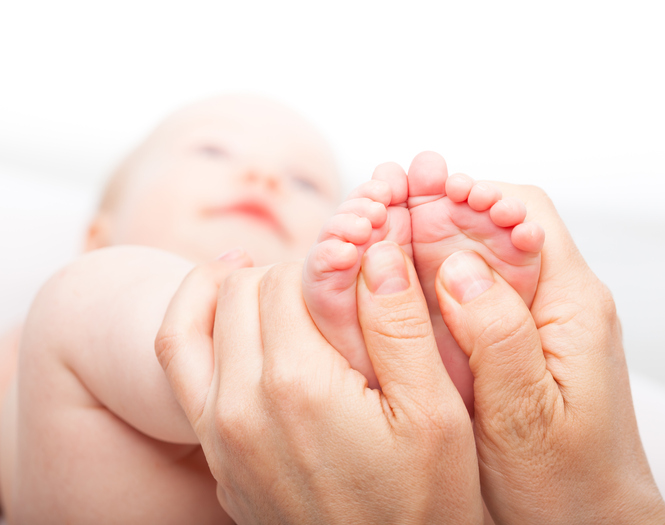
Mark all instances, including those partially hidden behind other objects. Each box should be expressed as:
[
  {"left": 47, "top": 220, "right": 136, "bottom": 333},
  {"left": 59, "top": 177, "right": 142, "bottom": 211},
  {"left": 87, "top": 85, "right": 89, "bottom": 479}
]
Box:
[
  {"left": 156, "top": 242, "right": 484, "bottom": 524},
  {"left": 436, "top": 182, "right": 665, "bottom": 524}
]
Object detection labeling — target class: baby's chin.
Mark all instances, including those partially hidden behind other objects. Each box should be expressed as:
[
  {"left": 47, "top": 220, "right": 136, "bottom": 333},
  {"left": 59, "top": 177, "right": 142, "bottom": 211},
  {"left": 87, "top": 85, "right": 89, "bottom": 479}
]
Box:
[{"left": 178, "top": 233, "right": 308, "bottom": 267}]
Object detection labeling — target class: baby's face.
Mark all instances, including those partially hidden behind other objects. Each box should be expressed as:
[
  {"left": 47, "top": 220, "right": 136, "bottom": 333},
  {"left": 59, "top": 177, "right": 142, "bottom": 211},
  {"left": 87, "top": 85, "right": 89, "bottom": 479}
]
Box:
[{"left": 104, "top": 96, "right": 341, "bottom": 265}]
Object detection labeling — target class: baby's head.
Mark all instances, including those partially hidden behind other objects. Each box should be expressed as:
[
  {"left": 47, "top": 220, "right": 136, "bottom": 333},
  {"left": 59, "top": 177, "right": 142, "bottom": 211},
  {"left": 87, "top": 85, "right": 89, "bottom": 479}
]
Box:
[{"left": 87, "top": 94, "right": 342, "bottom": 265}]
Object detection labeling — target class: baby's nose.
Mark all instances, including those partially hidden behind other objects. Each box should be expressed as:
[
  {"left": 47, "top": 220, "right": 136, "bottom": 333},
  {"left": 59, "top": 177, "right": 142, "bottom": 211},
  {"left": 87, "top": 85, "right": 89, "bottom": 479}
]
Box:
[{"left": 240, "top": 164, "right": 282, "bottom": 193}]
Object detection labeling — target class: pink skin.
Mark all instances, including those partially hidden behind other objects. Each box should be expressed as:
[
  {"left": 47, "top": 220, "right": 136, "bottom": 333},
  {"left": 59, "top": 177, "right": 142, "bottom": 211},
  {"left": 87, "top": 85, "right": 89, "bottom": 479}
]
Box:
[
  {"left": 303, "top": 151, "right": 544, "bottom": 406},
  {"left": 408, "top": 151, "right": 544, "bottom": 414},
  {"left": 303, "top": 163, "right": 411, "bottom": 389}
]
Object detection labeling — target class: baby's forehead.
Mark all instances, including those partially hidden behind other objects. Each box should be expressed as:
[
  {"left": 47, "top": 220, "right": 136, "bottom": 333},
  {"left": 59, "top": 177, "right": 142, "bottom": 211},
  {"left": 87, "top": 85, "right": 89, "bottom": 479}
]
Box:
[
  {"left": 111, "top": 96, "right": 341, "bottom": 198},
  {"left": 162, "top": 96, "right": 327, "bottom": 147},
  {"left": 150, "top": 96, "right": 339, "bottom": 177}
]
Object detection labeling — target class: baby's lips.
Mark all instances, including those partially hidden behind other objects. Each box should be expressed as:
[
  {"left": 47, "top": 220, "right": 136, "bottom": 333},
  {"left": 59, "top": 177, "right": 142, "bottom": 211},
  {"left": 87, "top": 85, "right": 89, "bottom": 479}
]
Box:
[{"left": 203, "top": 198, "right": 289, "bottom": 239}]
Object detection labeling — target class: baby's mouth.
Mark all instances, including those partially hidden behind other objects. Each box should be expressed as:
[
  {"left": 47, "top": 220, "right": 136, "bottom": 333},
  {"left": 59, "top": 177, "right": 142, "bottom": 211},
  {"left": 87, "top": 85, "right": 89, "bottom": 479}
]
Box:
[{"left": 202, "top": 201, "right": 290, "bottom": 240}]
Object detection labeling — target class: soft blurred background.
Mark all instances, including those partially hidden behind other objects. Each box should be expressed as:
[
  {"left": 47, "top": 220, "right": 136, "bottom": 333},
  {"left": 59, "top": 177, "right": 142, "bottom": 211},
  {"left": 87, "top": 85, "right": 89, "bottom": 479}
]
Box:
[{"left": 1, "top": 0, "right": 663, "bottom": 389}]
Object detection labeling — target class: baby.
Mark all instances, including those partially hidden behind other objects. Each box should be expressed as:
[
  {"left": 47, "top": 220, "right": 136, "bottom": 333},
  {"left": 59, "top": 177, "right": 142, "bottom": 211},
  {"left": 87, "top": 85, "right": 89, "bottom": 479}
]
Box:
[{"left": 0, "top": 94, "right": 543, "bottom": 523}]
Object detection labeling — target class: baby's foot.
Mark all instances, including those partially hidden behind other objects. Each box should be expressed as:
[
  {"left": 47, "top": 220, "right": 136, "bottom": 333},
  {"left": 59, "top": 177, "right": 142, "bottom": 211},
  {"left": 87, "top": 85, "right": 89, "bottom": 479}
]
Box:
[
  {"left": 303, "top": 163, "right": 411, "bottom": 389},
  {"left": 408, "top": 152, "right": 545, "bottom": 413}
]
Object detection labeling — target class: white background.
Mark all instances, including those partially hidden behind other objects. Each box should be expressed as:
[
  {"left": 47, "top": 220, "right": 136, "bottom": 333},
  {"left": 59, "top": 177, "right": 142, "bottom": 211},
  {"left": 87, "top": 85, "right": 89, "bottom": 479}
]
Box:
[{"left": 1, "top": 0, "right": 664, "bottom": 383}]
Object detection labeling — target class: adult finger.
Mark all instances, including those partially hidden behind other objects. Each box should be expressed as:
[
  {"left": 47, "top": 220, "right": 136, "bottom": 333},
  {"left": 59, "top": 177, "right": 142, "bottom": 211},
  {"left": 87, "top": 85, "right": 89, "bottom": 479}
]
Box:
[
  {"left": 258, "top": 262, "right": 348, "bottom": 389},
  {"left": 214, "top": 266, "right": 269, "bottom": 394},
  {"left": 435, "top": 250, "right": 561, "bottom": 423},
  {"left": 155, "top": 250, "right": 252, "bottom": 427},
  {"left": 356, "top": 241, "right": 463, "bottom": 420}
]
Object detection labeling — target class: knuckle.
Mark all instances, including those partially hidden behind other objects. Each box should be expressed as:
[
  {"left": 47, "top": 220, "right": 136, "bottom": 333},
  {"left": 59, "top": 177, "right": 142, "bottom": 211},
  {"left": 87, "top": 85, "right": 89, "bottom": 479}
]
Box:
[
  {"left": 187, "top": 263, "right": 214, "bottom": 281},
  {"left": 514, "top": 378, "right": 555, "bottom": 438},
  {"left": 437, "top": 408, "right": 473, "bottom": 446},
  {"left": 214, "top": 396, "right": 256, "bottom": 448},
  {"left": 474, "top": 311, "right": 535, "bottom": 359},
  {"left": 512, "top": 184, "right": 556, "bottom": 211},
  {"left": 262, "top": 363, "right": 305, "bottom": 403},
  {"left": 479, "top": 377, "right": 556, "bottom": 455},
  {"left": 595, "top": 282, "right": 618, "bottom": 319},
  {"left": 260, "top": 361, "right": 323, "bottom": 416},
  {"left": 260, "top": 263, "right": 286, "bottom": 295},
  {"left": 519, "top": 183, "right": 549, "bottom": 201},
  {"left": 259, "top": 262, "right": 302, "bottom": 301},
  {"left": 154, "top": 326, "right": 184, "bottom": 368},
  {"left": 186, "top": 262, "right": 225, "bottom": 290},
  {"left": 218, "top": 267, "right": 256, "bottom": 300},
  {"left": 366, "top": 301, "right": 432, "bottom": 341},
  {"left": 404, "top": 401, "right": 470, "bottom": 449},
  {"left": 415, "top": 405, "right": 452, "bottom": 434}
]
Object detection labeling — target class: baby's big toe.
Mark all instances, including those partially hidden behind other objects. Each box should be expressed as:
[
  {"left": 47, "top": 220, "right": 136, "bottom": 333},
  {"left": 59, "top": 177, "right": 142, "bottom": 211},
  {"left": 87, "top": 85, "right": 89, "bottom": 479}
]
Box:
[
  {"left": 371, "top": 162, "right": 408, "bottom": 205},
  {"left": 407, "top": 151, "right": 449, "bottom": 203}
]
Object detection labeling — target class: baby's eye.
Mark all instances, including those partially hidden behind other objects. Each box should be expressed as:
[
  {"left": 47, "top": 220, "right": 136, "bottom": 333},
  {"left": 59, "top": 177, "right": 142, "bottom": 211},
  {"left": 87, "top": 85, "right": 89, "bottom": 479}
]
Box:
[
  {"left": 197, "top": 144, "right": 229, "bottom": 159},
  {"left": 290, "top": 174, "right": 322, "bottom": 195}
]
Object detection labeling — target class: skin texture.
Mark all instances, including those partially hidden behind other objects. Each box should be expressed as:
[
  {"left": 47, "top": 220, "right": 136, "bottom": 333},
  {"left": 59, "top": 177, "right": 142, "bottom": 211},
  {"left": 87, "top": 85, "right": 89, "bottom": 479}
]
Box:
[
  {"left": 156, "top": 245, "right": 484, "bottom": 524},
  {"left": 436, "top": 183, "right": 665, "bottom": 524},
  {"left": 156, "top": 180, "right": 665, "bottom": 524}
]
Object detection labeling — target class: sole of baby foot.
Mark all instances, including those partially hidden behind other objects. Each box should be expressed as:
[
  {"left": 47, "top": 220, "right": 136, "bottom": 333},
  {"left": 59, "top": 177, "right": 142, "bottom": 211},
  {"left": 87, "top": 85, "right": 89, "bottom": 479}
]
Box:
[{"left": 406, "top": 151, "right": 544, "bottom": 412}]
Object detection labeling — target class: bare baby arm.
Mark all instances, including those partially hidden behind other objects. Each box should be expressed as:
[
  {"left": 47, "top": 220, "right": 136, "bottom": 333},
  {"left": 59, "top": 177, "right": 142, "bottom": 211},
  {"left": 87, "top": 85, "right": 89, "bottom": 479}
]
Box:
[
  {"left": 5, "top": 245, "right": 242, "bottom": 522},
  {"left": 21, "top": 245, "right": 198, "bottom": 444}
]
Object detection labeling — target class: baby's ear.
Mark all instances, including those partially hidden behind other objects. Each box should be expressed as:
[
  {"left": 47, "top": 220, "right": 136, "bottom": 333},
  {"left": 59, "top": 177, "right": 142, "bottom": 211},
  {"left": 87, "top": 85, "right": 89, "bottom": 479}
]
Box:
[{"left": 84, "top": 213, "right": 113, "bottom": 252}]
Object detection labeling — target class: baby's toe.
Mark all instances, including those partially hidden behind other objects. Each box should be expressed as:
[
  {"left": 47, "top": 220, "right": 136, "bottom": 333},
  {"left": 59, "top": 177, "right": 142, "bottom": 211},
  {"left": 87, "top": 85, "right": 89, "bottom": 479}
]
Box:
[
  {"left": 318, "top": 213, "right": 373, "bottom": 244},
  {"left": 445, "top": 173, "right": 474, "bottom": 203},
  {"left": 347, "top": 180, "right": 391, "bottom": 207},
  {"left": 467, "top": 181, "right": 502, "bottom": 211},
  {"left": 372, "top": 162, "right": 408, "bottom": 205},
  {"left": 407, "top": 151, "right": 449, "bottom": 201},
  {"left": 336, "top": 198, "right": 387, "bottom": 229},
  {"left": 306, "top": 239, "right": 359, "bottom": 277},
  {"left": 511, "top": 222, "right": 545, "bottom": 253},
  {"left": 489, "top": 197, "right": 527, "bottom": 227}
]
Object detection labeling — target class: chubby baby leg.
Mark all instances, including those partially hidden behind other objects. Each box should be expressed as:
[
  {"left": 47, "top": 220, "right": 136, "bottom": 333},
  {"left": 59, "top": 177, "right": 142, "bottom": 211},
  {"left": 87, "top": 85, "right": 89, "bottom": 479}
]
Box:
[{"left": 303, "top": 163, "right": 411, "bottom": 389}]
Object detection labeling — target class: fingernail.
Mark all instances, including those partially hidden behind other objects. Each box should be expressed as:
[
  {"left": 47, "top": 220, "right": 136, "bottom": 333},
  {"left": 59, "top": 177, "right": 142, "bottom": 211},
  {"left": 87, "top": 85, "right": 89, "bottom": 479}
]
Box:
[
  {"left": 440, "top": 251, "right": 494, "bottom": 304},
  {"left": 362, "top": 242, "right": 410, "bottom": 295},
  {"left": 217, "top": 247, "right": 245, "bottom": 261}
]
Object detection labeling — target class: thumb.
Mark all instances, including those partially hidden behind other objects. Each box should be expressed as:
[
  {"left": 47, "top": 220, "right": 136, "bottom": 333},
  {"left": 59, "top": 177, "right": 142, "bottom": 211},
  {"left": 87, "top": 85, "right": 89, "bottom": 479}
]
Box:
[
  {"left": 436, "top": 251, "right": 558, "bottom": 419},
  {"left": 357, "top": 241, "right": 462, "bottom": 415}
]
